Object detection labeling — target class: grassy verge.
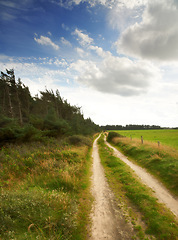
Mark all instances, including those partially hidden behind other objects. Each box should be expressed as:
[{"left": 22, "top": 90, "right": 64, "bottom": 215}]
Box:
[
  {"left": 0, "top": 136, "right": 93, "bottom": 240},
  {"left": 107, "top": 132, "right": 178, "bottom": 197},
  {"left": 98, "top": 134, "right": 178, "bottom": 240}
]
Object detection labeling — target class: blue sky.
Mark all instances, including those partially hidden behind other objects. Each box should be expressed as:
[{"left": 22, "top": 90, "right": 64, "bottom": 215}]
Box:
[{"left": 0, "top": 0, "right": 178, "bottom": 127}]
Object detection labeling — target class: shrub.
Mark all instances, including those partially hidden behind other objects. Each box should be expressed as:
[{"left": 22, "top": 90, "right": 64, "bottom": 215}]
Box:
[
  {"left": 107, "top": 131, "right": 124, "bottom": 142},
  {"left": 17, "top": 125, "right": 40, "bottom": 142},
  {"left": 65, "top": 135, "right": 92, "bottom": 147}
]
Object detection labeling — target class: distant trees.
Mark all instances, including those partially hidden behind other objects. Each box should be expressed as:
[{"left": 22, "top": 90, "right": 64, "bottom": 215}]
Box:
[
  {"left": 101, "top": 124, "right": 161, "bottom": 131},
  {"left": 0, "top": 69, "right": 100, "bottom": 144}
]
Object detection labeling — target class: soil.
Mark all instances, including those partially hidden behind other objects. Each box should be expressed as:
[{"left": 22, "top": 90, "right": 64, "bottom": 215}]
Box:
[{"left": 89, "top": 135, "right": 178, "bottom": 240}]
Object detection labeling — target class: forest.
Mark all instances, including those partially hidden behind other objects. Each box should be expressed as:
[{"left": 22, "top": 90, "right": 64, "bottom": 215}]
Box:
[{"left": 0, "top": 69, "right": 100, "bottom": 145}]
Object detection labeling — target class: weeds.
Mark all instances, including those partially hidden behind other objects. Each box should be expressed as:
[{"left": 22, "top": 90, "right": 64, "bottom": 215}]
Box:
[{"left": 0, "top": 136, "right": 93, "bottom": 239}]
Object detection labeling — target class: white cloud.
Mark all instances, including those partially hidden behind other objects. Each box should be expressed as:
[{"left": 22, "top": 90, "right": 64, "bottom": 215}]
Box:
[
  {"left": 72, "top": 28, "right": 93, "bottom": 46},
  {"left": 75, "top": 47, "right": 85, "bottom": 57},
  {"left": 116, "top": 0, "right": 178, "bottom": 61},
  {"left": 108, "top": 4, "right": 144, "bottom": 31},
  {"left": 53, "top": 58, "right": 68, "bottom": 67},
  {"left": 34, "top": 35, "right": 59, "bottom": 50},
  {"left": 115, "top": 0, "right": 148, "bottom": 9},
  {"left": 60, "top": 37, "right": 72, "bottom": 47},
  {"left": 52, "top": 0, "right": 147, "bottom": 9},
  {"left": 0, "top": 57, "right": 67, "bottom": 96},
  {"left": 1, "top": 54, "right": 177, "bottom": 127},
  {"left": 70, "top": 55, "right": 161, "bottom": 96},
  {"left": 89, "top": 45, "right": 111, "bottom": 58},
  {"left": 58, "top": 82, "right": 178, "bottom": 128}
]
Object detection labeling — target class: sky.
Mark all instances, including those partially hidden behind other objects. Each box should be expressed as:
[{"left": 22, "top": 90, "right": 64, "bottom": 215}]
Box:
[{"left": 0, "top": 0, "right": 178, "bottom": 128}]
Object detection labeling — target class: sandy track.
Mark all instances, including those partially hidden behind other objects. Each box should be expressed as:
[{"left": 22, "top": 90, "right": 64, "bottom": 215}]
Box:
[
  {"left": 89, "top": 136, "right": 134, "bottom": 240},
  {"left": 105, "top": 140, "right": 178, "bottom": 218}
]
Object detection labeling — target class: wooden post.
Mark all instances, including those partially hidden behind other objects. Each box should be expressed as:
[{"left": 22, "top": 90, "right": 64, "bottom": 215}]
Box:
[
  {"left": 141, "top": 136, "right": 143, "bottom": 144},
  {"left": 158, "top": 141, "right": 160, "bottom": 147},
  {"left": 130, "top": 135, "right": 132, "bottom": 140}
]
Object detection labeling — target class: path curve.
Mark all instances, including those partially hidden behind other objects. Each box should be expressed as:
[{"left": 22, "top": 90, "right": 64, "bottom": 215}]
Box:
[
  {"left": 105, "top": 139, "right": 178, "bottom": 218},
  {"left": 89, "top": 135, "right": 134, "bottom": 240}
]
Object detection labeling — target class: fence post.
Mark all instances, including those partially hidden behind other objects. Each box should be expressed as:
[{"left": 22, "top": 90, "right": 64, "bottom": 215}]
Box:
[
  {"left": 158, "top": 141, "right": 160, "bottom": 147},
  {"left": 141, "top": 136, "right": 143, "bottom": 144}
]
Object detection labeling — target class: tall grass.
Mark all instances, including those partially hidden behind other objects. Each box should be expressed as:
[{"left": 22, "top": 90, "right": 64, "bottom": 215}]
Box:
[
  {"left": 98, "top": 134, "right": 178, "bottom": 240},
  {"left": 109, "top": 135, "right": 178, "bottom": 197},
  {"left": 0, "top": 136, "right": 93, "bottom": 239}
]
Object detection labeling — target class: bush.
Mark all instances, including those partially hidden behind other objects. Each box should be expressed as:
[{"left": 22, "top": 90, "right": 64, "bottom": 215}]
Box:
[
  {"left": 17, "top": 125, "right": 40, "bottom": 142},
  {"left": 0, "top": 125, "right": 41, "bottom": 145},
  {"left": 65, "top": 135, "right": 92, "bottom": 147},
  {"left": 107, "top": 131, "right": 124, "bottom": 142},
  {"left": 0, "top": 127, "right": 16, "bottom": 143}
]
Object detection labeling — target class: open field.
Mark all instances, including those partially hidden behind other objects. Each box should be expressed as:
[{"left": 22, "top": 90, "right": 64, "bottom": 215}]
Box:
[
  {"left": 114, "top": 129, "right": 178, "bottom": 150},
  {"left": 0, "top": 136, "right": 93, "bottom": 240}
]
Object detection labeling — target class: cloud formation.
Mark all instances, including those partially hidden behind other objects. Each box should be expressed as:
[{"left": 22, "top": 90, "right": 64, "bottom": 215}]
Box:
[
  {"left": 60, "top": 37, "right": 72, "bottom": 47},
  {"left": 72, "top": 29, "right": 93, "bottom": 46},
  {"left": 116, "top": 0, "right": 178, "bottom": 61},
  {"left": 71, "top": 54, "right": 161, "bottom": 96},
  {"left": 34, "top": 35, "right": 59, "bottom": 50},
  {"left": 52, "top": 0, "right": 148, "bottom": 9}
]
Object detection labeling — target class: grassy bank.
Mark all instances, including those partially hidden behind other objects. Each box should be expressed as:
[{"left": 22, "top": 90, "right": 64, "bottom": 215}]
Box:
[
  {"left": 0, "top": 136, "right": 93, "bottom": 240},
  {"left": 98, "top": 134, "right": 178, "bottom": 240},
  {"left": 114, "top": 129, "right": 178, "bottom": 150},
  {"left": 107, "top": 132, "right": 178, "bottom": 197}
]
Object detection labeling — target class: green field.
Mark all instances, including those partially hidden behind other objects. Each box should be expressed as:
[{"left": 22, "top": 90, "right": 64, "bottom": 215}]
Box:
[{"left": 115, "top": 129, "right": 178, "bottom": 150}]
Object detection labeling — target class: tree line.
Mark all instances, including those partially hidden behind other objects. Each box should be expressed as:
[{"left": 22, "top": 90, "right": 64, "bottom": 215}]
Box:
[
  {"left": 101, "top": 124, "right": 162, "bottom": 131},
  {"left": 0, "top": 69, "right": 100, "bottom": 144}
]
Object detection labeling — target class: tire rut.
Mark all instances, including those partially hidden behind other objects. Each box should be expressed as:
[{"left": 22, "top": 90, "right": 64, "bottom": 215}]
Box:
[{"left": 89, "top": 136, "right": 135, "bottom": 240}]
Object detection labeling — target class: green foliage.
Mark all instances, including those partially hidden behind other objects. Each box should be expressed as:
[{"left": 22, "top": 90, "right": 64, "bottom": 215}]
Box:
[
  {"left": 98, "top": 135, "right": 178, "bottom": 240},
  {"left": 0, "top": 115, "right": 17, "bottom": 128},
  {"left": 0, "top": 138, "right": 93, "bottom": 239},
  {"left": 0, "top": 125, "right": 40, "bottom": 145},
  {"left": 0, "top": 70, "right": 100, "bottom": 145},
  {"left": 29, "top": 115, "right": 44, "bottom": 130},
  {"left": 65, "top": 135, "right": 92, "bottom": 147},
  {"left": 107, "top": 131, "right": 124, "bottom": 142}
]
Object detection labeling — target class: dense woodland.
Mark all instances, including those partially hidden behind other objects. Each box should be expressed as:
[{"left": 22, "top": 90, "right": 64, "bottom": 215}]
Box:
[{"left": 0, "top": 69, "right": 100, "bottom": 144}]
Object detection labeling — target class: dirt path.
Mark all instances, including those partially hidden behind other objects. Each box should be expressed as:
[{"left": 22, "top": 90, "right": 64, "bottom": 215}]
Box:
[
  {"left": 105, "top": 139, "right": 178, "bottom": 218},
  {"left": 89, "top": 136, "right": 134, "bottom": 240}
]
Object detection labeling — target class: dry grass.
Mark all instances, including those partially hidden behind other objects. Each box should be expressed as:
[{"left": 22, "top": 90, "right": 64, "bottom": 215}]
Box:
[
  {"left": 112, "top": 137, "right": 178, "bottom": 159},
  {"left": 0, "top": 139, "right": 92, "bottom": 239}
]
